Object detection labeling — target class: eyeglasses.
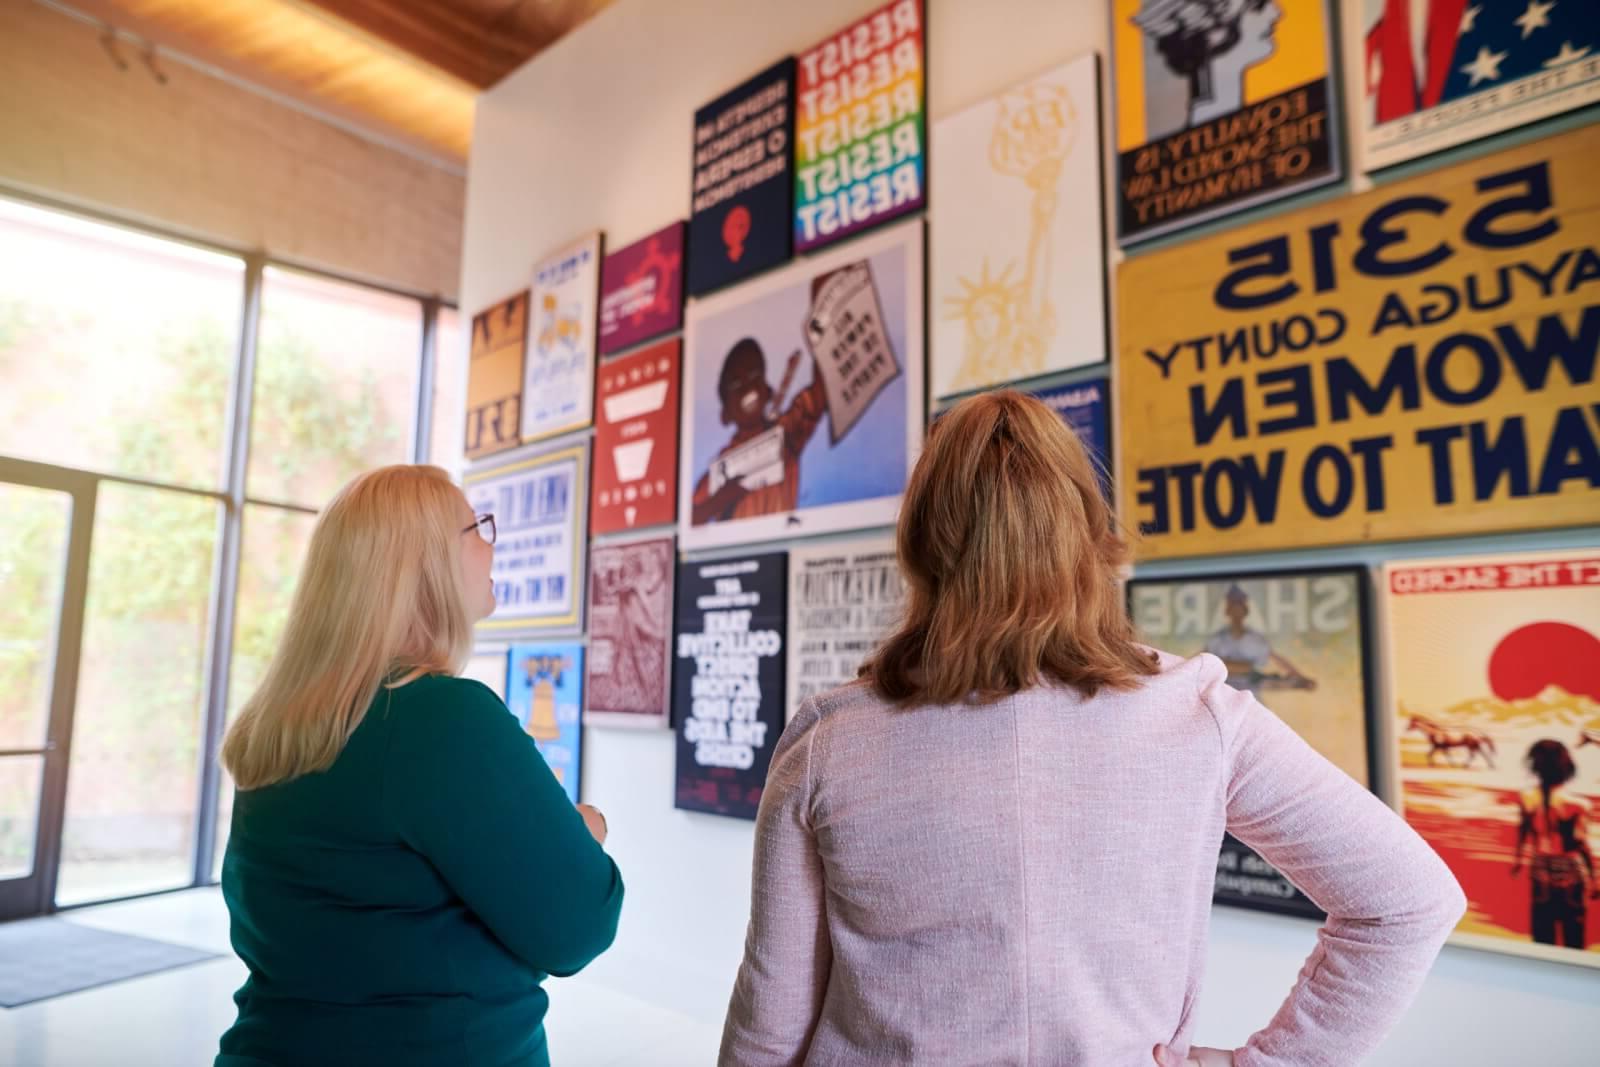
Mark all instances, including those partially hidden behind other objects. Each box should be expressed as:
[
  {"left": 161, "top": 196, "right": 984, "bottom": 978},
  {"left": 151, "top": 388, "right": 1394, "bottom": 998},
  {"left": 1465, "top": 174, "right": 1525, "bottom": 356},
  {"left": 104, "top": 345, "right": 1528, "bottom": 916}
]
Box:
[{"left": 462, "top": 513, "right": 496, "bottom": 545}]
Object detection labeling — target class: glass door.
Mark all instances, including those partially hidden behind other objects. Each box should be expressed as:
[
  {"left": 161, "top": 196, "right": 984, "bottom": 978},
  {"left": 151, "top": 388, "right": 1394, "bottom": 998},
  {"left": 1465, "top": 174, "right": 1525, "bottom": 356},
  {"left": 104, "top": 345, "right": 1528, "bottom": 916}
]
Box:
[{"left": 0, "top": 458, "right": 95, "bottom": 919}]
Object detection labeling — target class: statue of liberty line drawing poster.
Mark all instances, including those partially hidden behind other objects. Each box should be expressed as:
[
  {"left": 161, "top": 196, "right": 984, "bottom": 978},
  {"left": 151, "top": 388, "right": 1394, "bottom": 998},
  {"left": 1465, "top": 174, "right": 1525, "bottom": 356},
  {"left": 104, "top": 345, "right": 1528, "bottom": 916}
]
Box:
[
  {"left": 930, "top": 54, "right": 1107, "bottom": 399},
  {"left": 1110, "top": 0, "right": 1342, "bottom": 243},
  {"left": 1383, "top": 549, "right": 1600, "bottom": 968}
]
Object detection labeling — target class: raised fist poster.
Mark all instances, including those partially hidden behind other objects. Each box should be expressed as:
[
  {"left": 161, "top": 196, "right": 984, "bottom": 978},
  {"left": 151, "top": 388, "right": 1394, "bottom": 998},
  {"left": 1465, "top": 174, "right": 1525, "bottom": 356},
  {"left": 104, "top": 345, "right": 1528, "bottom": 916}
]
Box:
[
  {"left": 795, "top": 0, "right": 926, "bottom": 254},
  {"left": 507, "top": 641, "right": 585, "bottom": 806},
  {"left": 1130, "top": 567, "right": 1375, "bottom": 919},
  {"left": 586, "top": 536, "right": 674, "bottom": 728},
  {"left": 787, "top": 538, "right": 904, "bottom": 722},
  {"left": 932, "top": 54, "right": 1106, "bottom": 397},
  {"left": 1349, "top": 0, "right": 1600, "bottom": 172},
  {"left": 465, "top": 291, "right": 528, "bottom": 460},
  {"left": 522, "top": 233, "right": 601, "bottom": 443},
  {"left": 673, "top": 552, "right": 787, "bottom": 820},
  {"left": 598, "top": 222, "right": 684, "bottom": 356},
  {"left": 1117, "top": 126, "right": 1600, "bottom": 559},
  {"left": 1384, "top": 549, "right": 1600, "bottom": 967},
  {"left": 1111, "top": 0, "right": 1341, "bottom": 242},
  {"left": 688, "top": 58, "right": 796, "bottom": 296},
  {"left": 681, "top": 219, "right": 924, "bottom": 551},
  {"left": 591, "top": 338, "right": 680, "bottom": 534}
]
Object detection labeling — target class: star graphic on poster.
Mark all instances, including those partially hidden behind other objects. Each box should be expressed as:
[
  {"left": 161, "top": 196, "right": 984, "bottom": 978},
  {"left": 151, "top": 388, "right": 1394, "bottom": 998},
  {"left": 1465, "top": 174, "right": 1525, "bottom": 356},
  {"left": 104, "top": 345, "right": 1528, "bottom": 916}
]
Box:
[
  {"left": 1515, "top": 0, "right": 1555, "bottom": 39},
  {"left": 1461, "top": 45, "right": 1507, "bottom": 85},
  {"left": 1459, "top": 4, "right": 1481, "bottom": 33},
  {"left": 1544, "top": 40, "right": 1591, "bottom": 66}
]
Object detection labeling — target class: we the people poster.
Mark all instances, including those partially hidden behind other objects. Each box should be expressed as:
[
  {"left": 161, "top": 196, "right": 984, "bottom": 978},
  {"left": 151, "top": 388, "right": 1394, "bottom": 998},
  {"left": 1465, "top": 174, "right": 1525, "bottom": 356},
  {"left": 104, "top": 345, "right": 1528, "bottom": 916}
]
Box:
[
  {"left": 680, "top": 219, "right": 923, "bottom": 551},
  {"left": 1130, "top": 567, "right": 1374, "bottom": 918},
  {"left": 506, "top": 642, "right": 585, "bottom": 806},
  {"left": 1384, "top": 550, "right": 1600, "bottom": 967}
]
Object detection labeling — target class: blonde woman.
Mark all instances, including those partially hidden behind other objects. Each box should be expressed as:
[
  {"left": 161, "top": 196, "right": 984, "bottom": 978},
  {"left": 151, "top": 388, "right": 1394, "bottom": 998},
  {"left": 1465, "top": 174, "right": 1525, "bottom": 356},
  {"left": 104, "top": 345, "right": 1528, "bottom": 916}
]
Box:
[
  {"left": 215, "top": 466, "right": 622, "bottom": 1067},
  {"left": 720, "top": 392, "right": 1464, "bottom": 1067}
]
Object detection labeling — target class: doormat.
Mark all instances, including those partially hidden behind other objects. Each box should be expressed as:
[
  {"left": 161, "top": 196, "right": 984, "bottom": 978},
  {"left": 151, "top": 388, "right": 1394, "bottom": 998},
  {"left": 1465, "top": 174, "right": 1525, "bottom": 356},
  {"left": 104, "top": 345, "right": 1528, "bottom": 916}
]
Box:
[{"left": 0, "top": 917, "right": 222, "bottom": 1007}]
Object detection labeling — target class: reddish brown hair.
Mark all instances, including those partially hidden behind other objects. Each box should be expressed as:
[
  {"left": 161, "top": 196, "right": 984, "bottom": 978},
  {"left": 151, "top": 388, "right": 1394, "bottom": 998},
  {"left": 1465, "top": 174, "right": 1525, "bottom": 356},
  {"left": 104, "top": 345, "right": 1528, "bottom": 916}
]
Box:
[{"left": 863, "top": 390, "right": 1156, "bottom": 705}]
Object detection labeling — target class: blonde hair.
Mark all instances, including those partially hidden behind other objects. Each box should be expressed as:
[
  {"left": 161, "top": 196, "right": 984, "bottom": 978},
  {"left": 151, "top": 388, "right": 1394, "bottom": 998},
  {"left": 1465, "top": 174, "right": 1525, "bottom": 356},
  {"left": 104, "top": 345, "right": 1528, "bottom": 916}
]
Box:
[
  {"left": 864, "top": 390, "right": 1156, "bottom": 705},
  {"left": 222, "top": 465, "right": 476, "bottom": 789}
]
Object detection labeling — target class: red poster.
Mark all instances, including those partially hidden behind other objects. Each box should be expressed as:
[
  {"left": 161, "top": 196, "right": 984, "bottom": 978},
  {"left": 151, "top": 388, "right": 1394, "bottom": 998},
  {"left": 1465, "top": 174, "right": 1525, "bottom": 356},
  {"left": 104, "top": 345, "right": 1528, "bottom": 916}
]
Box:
[{"left": 591, "top": 338, "right": 681, "bottom": 534}]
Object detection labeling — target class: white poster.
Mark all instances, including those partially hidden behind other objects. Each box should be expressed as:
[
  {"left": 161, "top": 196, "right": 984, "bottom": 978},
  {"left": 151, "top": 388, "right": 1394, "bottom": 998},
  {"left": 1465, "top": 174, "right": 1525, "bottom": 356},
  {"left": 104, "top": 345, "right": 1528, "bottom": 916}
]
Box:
[
  {"left": 786, "top": 537, "right": 905, "bottom": 721},
  {"left": 522, "top": 232, "right": 602, "bottom": 442},
  {"left": 464, "top": 440, "right": 589, "bottom": 634},
  {"left": 931, "top": 55, "right": 1107, "bottom": 398}
]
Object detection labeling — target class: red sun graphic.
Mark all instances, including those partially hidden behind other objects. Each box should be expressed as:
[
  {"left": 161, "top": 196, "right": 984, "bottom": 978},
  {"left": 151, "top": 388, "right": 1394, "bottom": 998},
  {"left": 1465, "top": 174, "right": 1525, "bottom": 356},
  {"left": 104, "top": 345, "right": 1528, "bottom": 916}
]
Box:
[{"left": 1488, "top": 622, "right": 1600, "bottom": 702}]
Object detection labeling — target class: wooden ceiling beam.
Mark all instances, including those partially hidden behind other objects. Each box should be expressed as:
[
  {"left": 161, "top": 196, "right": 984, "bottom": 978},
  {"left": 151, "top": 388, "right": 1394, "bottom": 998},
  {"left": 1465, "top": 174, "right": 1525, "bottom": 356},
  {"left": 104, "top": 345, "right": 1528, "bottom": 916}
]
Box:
[{"left": 298, "top": 0, "right": 560, "bottom": 88}]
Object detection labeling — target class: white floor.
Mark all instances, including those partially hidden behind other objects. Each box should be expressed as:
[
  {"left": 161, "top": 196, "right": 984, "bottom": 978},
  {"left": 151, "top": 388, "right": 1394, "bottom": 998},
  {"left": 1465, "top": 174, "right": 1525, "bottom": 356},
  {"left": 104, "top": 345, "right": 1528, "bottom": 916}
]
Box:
[{"left": 0, "top": 889, "right": 722, "bottom": 1067}]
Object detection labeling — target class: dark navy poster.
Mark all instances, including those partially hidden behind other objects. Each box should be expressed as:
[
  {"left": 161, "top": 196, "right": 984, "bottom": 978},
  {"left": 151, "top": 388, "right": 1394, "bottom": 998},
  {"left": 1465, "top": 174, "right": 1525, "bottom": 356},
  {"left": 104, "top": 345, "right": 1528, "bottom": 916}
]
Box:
[
  {"left": 687, "top": 58, "right": 797, "bottom": 297},
  {"left": 1033, "top": 377, "right": 1111, "bottom": 497},
  {"left": 673, "top": 552, "right": 787, "bottom": 820}
]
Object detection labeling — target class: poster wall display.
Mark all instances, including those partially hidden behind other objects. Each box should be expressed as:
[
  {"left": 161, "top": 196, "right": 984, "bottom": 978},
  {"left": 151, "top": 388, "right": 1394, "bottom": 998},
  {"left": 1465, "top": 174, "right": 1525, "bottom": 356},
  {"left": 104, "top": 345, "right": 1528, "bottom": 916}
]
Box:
[
  {"left": 1117, "top": 125, "right": 1600, "bottom": 560},
  {"left": 931, "top": 55, "right": 1106, "bottom": 397},
  {"left": 1111, "top": 0, "right": 1341, "bottom": 243},
  {"left": 1033, "top": 377, "right": 1112, "bottom": 497},
  {"left": 465, "top": 441, "right": 589, "bottom": 634},
  {"left": 688, "top": 58, "right": 797, "bottom": 296},
  {"left": 681, "top": 219, "right": 924, "bottom": 551},
  {"left": 507, "top": 641, "right": 585, "bottom": 806},
  {"left": 795, "top": 0, "right": 926, "bottom": 254},
  {"left": 461, "top": 647, "right": 510, "bottom": 702},
  {"left": 786, "top": 538, "right": 904, "bottom": 722},
  {"left": 522, "top": 233, "right": 602, "bottom": 443},
  {"left": 592, "top": 338, "right": 681, "bottom": 535},
  {"left": 1350, "top": 0, "right": 1600, "bottom": 172},
  {"left": 598, "top": 222, "right": 685, "bottom": 356},
  {"left": 1130, "top": 567, "right": 1375, "bottom": 919},
  {"left": 1383, "top": 549, "right": 1600, "bottom": 967},
  {"left": 673, "top": 552, "right": 787, "bottom": 820},
  {"left": 586, "top": 536, "right": 675, "bottom": 728},
  {"left": 465, "top": 291, "right": 528, "bottom": 460}
]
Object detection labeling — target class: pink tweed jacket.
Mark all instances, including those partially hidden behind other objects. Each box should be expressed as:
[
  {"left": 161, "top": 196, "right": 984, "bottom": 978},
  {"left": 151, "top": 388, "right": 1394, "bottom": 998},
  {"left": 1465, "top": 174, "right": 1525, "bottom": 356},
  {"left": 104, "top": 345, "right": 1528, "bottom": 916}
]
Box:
[{"left": 720, "top": 650, "right": 1465, "bottom": 1066}]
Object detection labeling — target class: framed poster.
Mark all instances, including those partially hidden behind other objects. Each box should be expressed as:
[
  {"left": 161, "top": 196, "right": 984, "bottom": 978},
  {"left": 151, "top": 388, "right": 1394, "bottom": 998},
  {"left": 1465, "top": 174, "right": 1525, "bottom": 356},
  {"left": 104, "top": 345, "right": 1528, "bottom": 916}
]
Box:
[
  {"left": 586, "top": 536, "right": 675, "bottom": 728},
  {"left": 461, "top": 646, "right": 510, "bottom": 702},
  {"left": 464, "top": 441, "right": 589, "bottom": 635},
  {"left": 1117, "top": 125, "right": 1600, "bottom": 560},
  {"left": 795, "top": 0, "right": 926, "bottom": 254},
  {"left": 786, "top": 537, "right": 904, "bottom": 722},
  {"left": 465, "top": 291, "right": 528, "bottom": 460},
  {"left": 680, "top": 219, "right": 925, "bottom": 551},
  {"left": 1111, "top": 0, "right": 1342, "bottom": 243},
  {"left": 1033, "top": 376, "right": 1112, "bottom": 498},
  {"left": 1130, "top": 567, "right": 1376, "bottom": 919},
  {"left": 931, "top": 54, "right": 1106, "bottom": 397},
  {"left": 522, "top": 232, "right": 602, "bottom": 443},
  {"left": 688, "top": 58, "right": 796, "bottom": 296},
  {"left": 592, "top": 338, "right": 681, "bottom": 535},
  {"left": 673, "top": 552, "right": 787, "bottom": 820},
  {"left": 1349, "top": 0, "right": 1600, "bottom": 172},
  {"left": 1384, "top": 549, "right": 1600, "bottom": 968},
  {"left": 507, "top": 642, "right": 585, "bottom": 806},
  {"left": 599, "top": 222, "right": 684, "bottom": 356}
]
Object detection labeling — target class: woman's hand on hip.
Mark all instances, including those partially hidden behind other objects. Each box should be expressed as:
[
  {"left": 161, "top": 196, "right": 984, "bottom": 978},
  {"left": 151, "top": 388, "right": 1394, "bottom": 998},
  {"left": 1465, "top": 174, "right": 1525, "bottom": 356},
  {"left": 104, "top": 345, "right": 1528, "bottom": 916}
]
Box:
[{"left": 1154, "top": 1044, "right": 1235, "bottom": 1066}]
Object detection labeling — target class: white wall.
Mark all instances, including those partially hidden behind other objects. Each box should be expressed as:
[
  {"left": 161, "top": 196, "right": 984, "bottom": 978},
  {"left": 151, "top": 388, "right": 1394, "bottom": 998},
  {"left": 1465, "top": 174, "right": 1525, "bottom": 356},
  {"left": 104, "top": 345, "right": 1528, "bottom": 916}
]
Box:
[{"left": 460, "top": 2, "right": 1600, "bottom": 1063}]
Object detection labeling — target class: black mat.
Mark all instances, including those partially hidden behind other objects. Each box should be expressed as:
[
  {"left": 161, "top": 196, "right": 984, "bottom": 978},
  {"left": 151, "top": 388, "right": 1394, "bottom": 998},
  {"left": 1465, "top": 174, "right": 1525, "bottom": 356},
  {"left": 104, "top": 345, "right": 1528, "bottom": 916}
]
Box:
[{"left": 0, "top": 917, "right": 222, "bottom": 1007}]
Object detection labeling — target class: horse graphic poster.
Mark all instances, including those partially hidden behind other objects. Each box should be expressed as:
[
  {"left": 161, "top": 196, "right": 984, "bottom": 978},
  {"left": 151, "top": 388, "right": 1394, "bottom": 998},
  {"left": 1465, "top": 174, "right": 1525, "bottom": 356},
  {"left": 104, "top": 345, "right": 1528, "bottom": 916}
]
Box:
[
  {"left": 1384, "top": 550, "right": 1600, "bottom": 968},
  {"left": 1110, "top": 0, "right": 1341, "bottom": 242},
  {"left": 522, "top": 232, "right": 602, "bottom": 443},
  {"left": 1129, "top": 567, "right": 1375, "bottom": 919}
]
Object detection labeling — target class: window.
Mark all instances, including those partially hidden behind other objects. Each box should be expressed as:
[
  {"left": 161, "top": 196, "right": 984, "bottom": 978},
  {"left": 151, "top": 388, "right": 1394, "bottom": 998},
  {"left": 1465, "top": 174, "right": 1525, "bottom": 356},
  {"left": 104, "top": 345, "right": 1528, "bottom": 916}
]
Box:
[
  {"left": 430, "top": 306, "right": 465, "bottom": 473},
  {"left": 249, "top": 267, "right": 422, "bottom": 509},
  {"left": 0, "top": 199, "right": 241, "bottom": 490}
]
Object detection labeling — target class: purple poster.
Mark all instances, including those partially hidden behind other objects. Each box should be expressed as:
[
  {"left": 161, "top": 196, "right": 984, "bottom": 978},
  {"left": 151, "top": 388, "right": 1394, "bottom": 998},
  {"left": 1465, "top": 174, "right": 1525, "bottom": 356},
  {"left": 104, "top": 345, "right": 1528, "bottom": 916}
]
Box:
[{"left": 598, "top": 222, "right": 685, "bottom": 357}]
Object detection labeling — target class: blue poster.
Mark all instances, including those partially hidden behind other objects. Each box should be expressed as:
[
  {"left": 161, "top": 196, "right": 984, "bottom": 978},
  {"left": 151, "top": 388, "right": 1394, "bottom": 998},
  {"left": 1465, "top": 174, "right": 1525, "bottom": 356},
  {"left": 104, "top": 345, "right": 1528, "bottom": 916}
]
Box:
[
  {"left": 687, "top": 58, "right": 797, "bottom": 296},
  {"left": 506, "top": 642, "right": 585, "bottom": 805},
  {"left": 1033, "top": 377, "right": 1111, "bottom": 498}
]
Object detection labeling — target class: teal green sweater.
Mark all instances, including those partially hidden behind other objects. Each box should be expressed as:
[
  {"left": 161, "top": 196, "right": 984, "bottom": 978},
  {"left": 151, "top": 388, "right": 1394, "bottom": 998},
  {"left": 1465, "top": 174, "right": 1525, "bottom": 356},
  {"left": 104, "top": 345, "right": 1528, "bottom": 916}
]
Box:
[{"left": 216, "top": 675, "right": 623, "bottom": 1067}]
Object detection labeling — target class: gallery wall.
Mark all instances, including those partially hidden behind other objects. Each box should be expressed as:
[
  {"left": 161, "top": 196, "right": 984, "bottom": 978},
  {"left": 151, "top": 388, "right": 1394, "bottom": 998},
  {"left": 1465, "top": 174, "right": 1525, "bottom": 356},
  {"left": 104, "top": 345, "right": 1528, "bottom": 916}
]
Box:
[{"left": 456, "top": 0, "right": 1600, "bottom": 1061}]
